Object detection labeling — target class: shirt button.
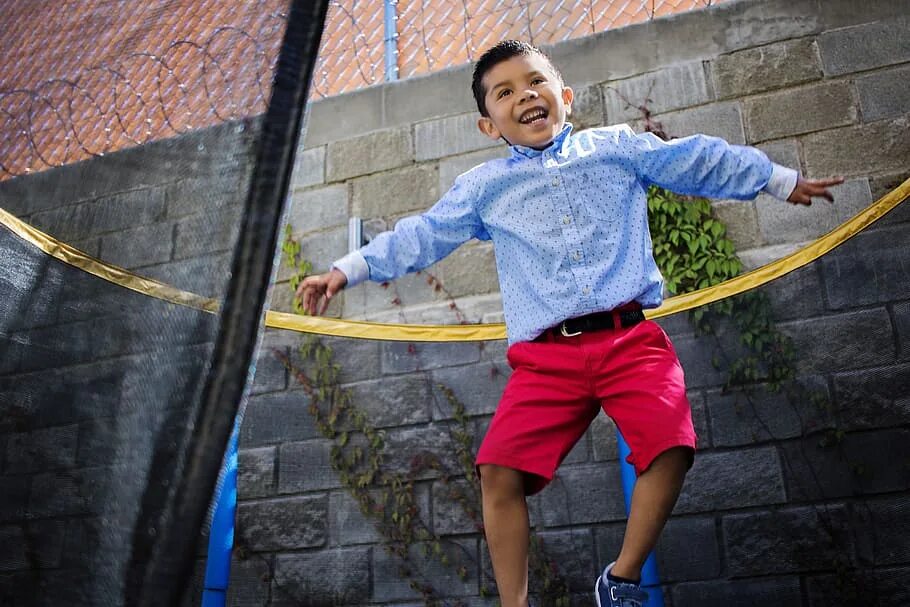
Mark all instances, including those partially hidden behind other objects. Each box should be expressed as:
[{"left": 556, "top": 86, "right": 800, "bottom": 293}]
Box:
[
  {"left": 562, "top": 215, "right": 571, "bottom": 225},
  {"left": 582, "top": 287, "right": 591, "bottom": 295},
  {"left": 572, "top": 251, "right": 581, "bottom": 261},
  {"left": 551, "top": 178, "right": 559, "bottom": 187}
]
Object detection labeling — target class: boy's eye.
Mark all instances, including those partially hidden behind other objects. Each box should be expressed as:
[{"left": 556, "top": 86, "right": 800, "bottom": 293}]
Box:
[
  {"left": 531, "top": 78, "right": 544, "bottom": 85},
  {"left": 497, "top": 89, "right": 511, "bottom": 99}
]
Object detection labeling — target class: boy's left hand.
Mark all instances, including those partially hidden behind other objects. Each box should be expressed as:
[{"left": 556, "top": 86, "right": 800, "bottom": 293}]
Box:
[{"left": 788, "top": 175, "right": 845, "bottom": 205}]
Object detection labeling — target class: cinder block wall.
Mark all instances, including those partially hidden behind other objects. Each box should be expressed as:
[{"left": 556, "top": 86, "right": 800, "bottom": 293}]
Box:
[{"left": 248, "top": 0, "right": 910, "bottom": 605}]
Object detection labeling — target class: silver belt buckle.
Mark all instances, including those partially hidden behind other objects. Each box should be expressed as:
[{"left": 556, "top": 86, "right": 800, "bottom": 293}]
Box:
[{"left": 559, "top": 321, "right": 582, "bottom": 337}]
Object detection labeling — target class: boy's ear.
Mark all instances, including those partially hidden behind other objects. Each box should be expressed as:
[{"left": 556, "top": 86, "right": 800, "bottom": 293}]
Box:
[
  {"left": 562, "top": 86, "right": 574, "bottom": 115},
  {"left": 477, "top": 116, "right": 501, "bottom": 141}
]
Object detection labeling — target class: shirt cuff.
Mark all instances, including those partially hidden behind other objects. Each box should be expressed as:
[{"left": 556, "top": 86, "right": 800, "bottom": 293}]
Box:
[
  {"left": 763, "top": 163, "right": 799, "bottom": 201},
  {"left": 331, "top": 250, "right": 369, "bottom": 287}
]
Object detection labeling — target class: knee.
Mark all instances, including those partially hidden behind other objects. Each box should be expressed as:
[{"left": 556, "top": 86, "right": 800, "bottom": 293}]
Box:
[{"left": 478, "top": 464, "right": 525, "bottom": 502}]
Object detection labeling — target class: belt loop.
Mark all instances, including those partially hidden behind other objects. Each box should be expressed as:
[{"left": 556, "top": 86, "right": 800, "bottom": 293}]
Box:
[{"left": 612, "top": 309, "right": 622, "bottom": 329}]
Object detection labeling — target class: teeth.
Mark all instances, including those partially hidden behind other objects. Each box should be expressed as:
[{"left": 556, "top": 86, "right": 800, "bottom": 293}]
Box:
[{"left": 521, "top": 110, "right": 546, "bottom": 124}]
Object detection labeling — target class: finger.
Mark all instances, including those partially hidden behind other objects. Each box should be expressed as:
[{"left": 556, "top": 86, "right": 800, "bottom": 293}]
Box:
[{"left": 319, "top": 292, "right": 331, "bottom": 316}]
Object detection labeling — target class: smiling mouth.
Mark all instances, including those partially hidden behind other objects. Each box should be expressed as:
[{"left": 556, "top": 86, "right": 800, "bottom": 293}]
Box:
[{"left": 519, "top": 108, "right": 548, "bottom": 125}]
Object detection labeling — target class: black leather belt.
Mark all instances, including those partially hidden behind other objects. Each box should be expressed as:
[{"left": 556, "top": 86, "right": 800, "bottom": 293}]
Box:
[{"left": 548, "top": 307, "right": 646, "bottom": 338}]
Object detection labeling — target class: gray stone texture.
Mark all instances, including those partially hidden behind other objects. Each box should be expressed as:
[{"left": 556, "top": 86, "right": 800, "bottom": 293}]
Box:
[
  {"left": 278, "top": 439, "right": 341, "bottom": 493},
  {"left": 224, "top": 556, "right": 272, "bottom": 607},
  {"left": 744, "top": 80, "right": 856, "bottom": 142},
  {"left": 240, "top": 390, "right": 317, "bottom": 447},
  {"left": 676, "top": 447, "right": 786, "bottom": 513},
  {"left": 236, "top": 495, "right": 327, "bottom": 551},
  {"left": 285, "top": 183, "right": 349, "bottom": 233},
  {"left": 723, "top": 505, "right": 854, "bottom": 576},
  {"left": 673, "top": 577, "right": 802, "bottom": 607},
  {"left": 273, "top": 549, "right": 370, "bottom": 606},
  {"left": 438, "top": 147, "right": 510, "bottom": 193},
  {"left": 346, "top": 375, "right": 432, "bottom": 428},
  {"left": 372, "top": 538, "right": 477, "bottom": 601},
  {"left": 415, "top": 113, "right": 499, "bottom": 161},
  {"left": 5, "top": 424, "right": 79, "bottom": 473},
  {"left": 569, "top": 83, "right": 606, "bottom": 129},
  {"left": 833, "top": 362, "right": 910, "bottom": 431},
  {"left": 237, "top": 447, "right": 276, "bottom": 499},
  {"left": 861, "top": 498, "right": 910, "bottom": 566},
  {"left": 603, "top": 62, "right": 712, "bottom": 125},
  {"left": 351, "top": 163, "right": 439, "bottom": 219},
  {"left": 381, "top": 340, "right": 481, "bottom": 374},
  {"left": 821, "top": 224, "right": 910, "bottom": 309},
  {"left": 290, "top": 145, "right": 325, "bottom": 190},
  {"left": 818, "top": 17, "right": 910, "bottom": 76},
  {"left": 656, "top": 517, "right": 721, "bottom": 582},
  {"left": 431, "top": 361, "right": 509, "bottom": 419},
  {"left": 173, "top": 204, "right": 242, "bottom": 260},
  {"left": 857, "top": 64, "right": 910, "bottom": 122},
  {"left": 100, "top": 221, "right": 174, "bottom": 269},
  {"left": 802, "top": 116, "right": 910, "bottom": 178},
  {"left": 654, "top": 102, "right": 746, "bottom": 144},
  {"left": 756, "top": 178, "right": 872, "bottom": 245},
  {"left": 712, "top": 37, "right": 822, "bottom": 99},
  {"left": 327, "top": 126, "right": 414, "bottom": 182},
  {"left": 711, "top": 200, "right": 762, "bottom": 249},
  {"left": 538, "top": 463, "right": 627, "bottom": 526}
]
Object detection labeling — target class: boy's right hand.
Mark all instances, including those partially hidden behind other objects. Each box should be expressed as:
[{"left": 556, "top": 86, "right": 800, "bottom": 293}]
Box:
[{"left": 295, "top": 268, "right": 348, "bottom": 316}]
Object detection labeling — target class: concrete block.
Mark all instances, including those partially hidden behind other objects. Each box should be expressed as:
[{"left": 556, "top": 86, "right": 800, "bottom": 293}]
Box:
[
  {"left": 710, "top": 199, "right": 762, "bottom": 249},
  {"left": 351, "top": 164, "right": 438, "bottom": 219},
  {"left": 818, "top": 17, "right": 910, "bottom": 76},
  {"left": 538, "top": 463, "right": 626, "bottom": 526},
  {"left": 676, "top": 447, "right": 786, "bottom": 513},
  {"left": 381, "top": 424, "right": 466, "bottom": 479},
  {"left": 99, "top": 221, "right": 174, "bottom": 269},
  {"left": 381, "top": 340, "right": 481, "bottom": 375},
  {"left": 781, "top": 429, "right": 910, "bottom": 501},
  {"left": 435, "top": 242, "right": 499, "bottom": 298},
  {"left": 712, "top": 38, "right": 822, "bottom": 100},
  {"left": 533, "top": 528, "right": 596, "bottom": 592},
  {"left": 656, "top": 517, "right": 720, "bottom": 582},
  {"left": 286, "top": 183, "right": 348, "bottom": 234},
  {"left": 431, "top": 360, "right": 509, "bottom": 419},
  {"left": 756, "top": 138, "right": 801, "bottom": 170},
  {"left": 415, "top": 113, "right": 500, "bottom": 161},
  {"left": 173, "top": 205, "right": 243, "bottom": 260},
  {"left": 833, "top": 362, "right": 910, "bottom": 430},
  {"left": 304, "top": 85, "right": 384, "bottom": 147},
  {"left": 308, "top": 335, "right": 382, "bottom": 384},
  {"left": 439, "top": 147, "right": 510, "bottom": 194},
  {"left": 603, "top": 61, "right": 712, "bottom": 125},
  {"left": 342, "top": 268, "right": 451, "bottom": 320},
  {"left": 12, "top": 320, "right": 97, "bottom": 374},
  {"left": 237, "top": 446, "right": 275, "bottom": 499},
  {"left": 224, "top": 556, "right": 271, "bottom": 607},
  {"left": 589, "top": 414, "right": 619, "bottom": 462},
  {"left": 758, "top": 264, "right": 828, "bottom": 322},
  {"left": 29, "top": 186, "right": 167, "bottom": 242},
  {"left": 671, "top": 333, "right": 727, "bottom": 389},
  {"left": 372, "top": 538, "right": 476, "bottom": 601},
  {"left": 236, "top": 495, "right": 327, "bottom": 551},
  {"left": 570, "top": 83, "right": 605, "bottom": 130},
  {"left": 744, "top": 81, "right": 856, "bottom": 143},
  {"left": 756, "top": 178, "right": 872, "bottom": 245},
  {"left": 384, "top": 63, "right": 475, "bottom": 126},
  {"left": 165, "top": 174, "right": 247, "bottom": 220},
  {"left": 278, "top": 439, "right": 341, "bottom": 493},
  {"left": 859, "top": 497, "right": 910, "bottom": 565},
  {"left": 273, "top": 549, "right": 370, "bottom": 606},
  {"left": 656, "top": 101, "right": 745, "bottom": 144},
  {"left": 329, "top": 487, "right": 418, "bottom": 546},
  {"left": 857, "top": 64, "right": 910, "bottom": 123},
  {"left": 28, "top": 467, "right": 109, "bottom": 518},
  {"left": 802, "top": 117, "right": 910, "bottom": 178},
  {"left": 327, "top": 126, "right": 414, "bottom": 182},
  {"left": 723, "top": 505, "right": 853, "bottom": 576},
  {"left": 897, "top": 303, "right": 910, "bottom": 361},
  {"left": 290, "top": 145, "right": 325, "bottom": 190},
  {"left": 781, "top": 308, "right": 895, "bottom": 374},
  {"left": 736, "top": 242, "right": 803, "bottom": 272},
  {"left": 240, "top": 390, "right": 318, "bottom": 448},
  {"left": 870, "top": 171, "right": 910, "bottom": 210},
  {"left": 346, "top": 375, "right": 431, "bottom": 428},
  {"left": 707, "top": 378, "right": 832, "bottom": 447},
  {"left": 821, "top": 224, "right": 910, "bottom": 309},
  {"left": 5, "top": 424, "right": 78, "bottom": 473},
  {"left": 672, "top": 577, "right": 802, "bottom": 607},
  {"left": 249, "top": 346, "right": 287, "bottom": 395},
  {"left": 432, "top": 479, "right": 482, "bottom": 536},
  {"left": 806, "top": 567, "right": 910, "bottom": 607},
  {"left": 275, "top": 226, "right": 346, "bottom": 282}
]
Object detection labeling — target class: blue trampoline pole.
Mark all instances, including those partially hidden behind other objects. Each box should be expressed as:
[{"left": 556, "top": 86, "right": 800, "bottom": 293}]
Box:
[
  {"left": 201, "top": 419, "right": 240, "bottom": 607},
  {"left": 616, "top": 430, "right": 666, "bottom": 607}
]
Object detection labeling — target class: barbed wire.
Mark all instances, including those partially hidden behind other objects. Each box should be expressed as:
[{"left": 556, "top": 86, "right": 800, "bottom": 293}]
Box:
[{"left": 0, "top": 0, "right": 722, "bottom": 181}]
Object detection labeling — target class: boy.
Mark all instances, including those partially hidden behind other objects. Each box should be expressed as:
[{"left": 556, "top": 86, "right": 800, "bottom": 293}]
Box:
[{"left": 298, "top": 41, "right": 842, "bottom": 607}]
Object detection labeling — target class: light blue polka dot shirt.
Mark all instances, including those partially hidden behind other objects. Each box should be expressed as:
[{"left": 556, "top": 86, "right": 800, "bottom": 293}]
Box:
[{"left": 334, "top": 123, "right": 797, "bottom": 344}]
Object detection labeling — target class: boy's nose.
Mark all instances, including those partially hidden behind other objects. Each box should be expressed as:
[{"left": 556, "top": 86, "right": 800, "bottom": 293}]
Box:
[{"left": 518, "top": 89, "right": 539, "bottom": 103}]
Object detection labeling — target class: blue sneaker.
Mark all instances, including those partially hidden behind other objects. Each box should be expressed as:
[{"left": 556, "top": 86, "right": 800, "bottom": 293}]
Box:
[{"left": 595, "top": 562, "right": 648, "bottom": 607}]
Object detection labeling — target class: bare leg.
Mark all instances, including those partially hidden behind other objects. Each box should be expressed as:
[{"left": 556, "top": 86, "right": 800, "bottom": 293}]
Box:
[
  {"left": 479, "top": 464, "right": 530, "bottom": 607},
  {"left": 610, "top": 447, "right": 691, "bottom": 580}
]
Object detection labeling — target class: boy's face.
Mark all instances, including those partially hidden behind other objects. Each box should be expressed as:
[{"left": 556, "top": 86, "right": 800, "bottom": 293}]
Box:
[{"left": 477, "top": 53, "right": 573, "bottom": 150}]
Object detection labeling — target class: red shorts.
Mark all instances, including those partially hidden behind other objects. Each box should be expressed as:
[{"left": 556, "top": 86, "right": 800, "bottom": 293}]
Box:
[{"left": 476, "top": 319, "right": 696, "bottom": 495}]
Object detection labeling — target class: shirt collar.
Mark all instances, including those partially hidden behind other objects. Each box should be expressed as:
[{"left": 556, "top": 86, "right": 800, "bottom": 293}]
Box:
[{"left": 509, "top": 122, "right": 574, "bottom": 159}]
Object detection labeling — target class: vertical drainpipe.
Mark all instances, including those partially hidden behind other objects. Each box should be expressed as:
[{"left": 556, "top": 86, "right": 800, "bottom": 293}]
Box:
[
  {"left": 384, "top": 0, "right": 399, "bottom": 81},
  {"left": 201, "top": 419, "right": 240, "bottom": 607},
  {"left": 616, "top": 431, "right": 666, "bottom": 607}
]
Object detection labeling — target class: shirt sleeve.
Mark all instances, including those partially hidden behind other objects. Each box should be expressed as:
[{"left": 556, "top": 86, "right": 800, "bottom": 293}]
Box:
[
  {"left": 331, "top": 174, "right": 487, "bottom": 287},
  {"left": 622, "top": 126, "right": 776, "bottom": 201}
]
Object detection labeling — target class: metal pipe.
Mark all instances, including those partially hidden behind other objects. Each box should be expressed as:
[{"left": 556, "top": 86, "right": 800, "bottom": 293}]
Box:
[
  {"left": 616, "top": 430, "right": 666, "bottom": 607},
  {"left": 383, "top": 0, "right": 399, "bottom": 81},
  {"left": 201, "top": 420, "right": 240, "bottom": 607}
]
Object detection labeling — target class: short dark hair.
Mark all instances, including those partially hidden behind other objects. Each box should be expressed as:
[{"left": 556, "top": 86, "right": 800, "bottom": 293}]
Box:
[{"left": 471, "top": 40, "right": 563, "bottom": 117}]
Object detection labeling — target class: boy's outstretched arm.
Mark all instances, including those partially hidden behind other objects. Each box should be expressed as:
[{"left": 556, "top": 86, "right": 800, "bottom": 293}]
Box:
[
  {"left": 296, "top": 268, "right": 348, "bottom": 316},
  {"left": 787, "top": 175, "right": 845, "bottom": 205}
]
